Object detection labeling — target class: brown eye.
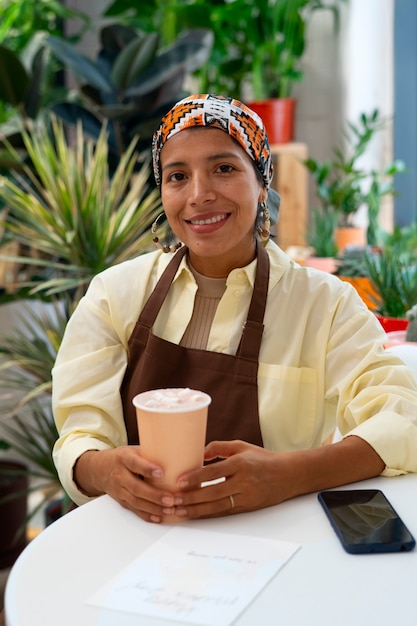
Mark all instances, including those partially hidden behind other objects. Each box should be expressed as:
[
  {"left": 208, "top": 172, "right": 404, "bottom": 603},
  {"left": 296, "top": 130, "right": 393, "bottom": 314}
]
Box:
[
  {"left": 217, "top": 164, "right": 234, "bottom": 173},
  {"left": 167, "top": 172, "right": 185, "bottom": 182}
]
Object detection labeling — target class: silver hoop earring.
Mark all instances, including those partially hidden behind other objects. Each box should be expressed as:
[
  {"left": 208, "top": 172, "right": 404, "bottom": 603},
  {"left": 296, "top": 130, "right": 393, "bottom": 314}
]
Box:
[
  {"left": 151, "top": 213, "right": 182, "bottom": 253},
  {"left": 258, "top": 202, "right": 270, "bottom": 244}
]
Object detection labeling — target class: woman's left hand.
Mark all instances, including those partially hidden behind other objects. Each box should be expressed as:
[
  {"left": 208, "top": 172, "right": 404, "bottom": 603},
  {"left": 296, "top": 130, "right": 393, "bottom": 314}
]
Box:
[
  {"left": 168, "top": 435, "right": 385, "bottom": 521},
  {"left": 169, "top": 440, "right": 293, "bottom": 519}
]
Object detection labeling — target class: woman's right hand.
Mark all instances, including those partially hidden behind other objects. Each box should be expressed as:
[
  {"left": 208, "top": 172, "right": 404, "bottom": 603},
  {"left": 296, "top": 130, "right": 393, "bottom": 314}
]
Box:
[{"left": 73, "top": 447, "right": 182, "bottom": 523}]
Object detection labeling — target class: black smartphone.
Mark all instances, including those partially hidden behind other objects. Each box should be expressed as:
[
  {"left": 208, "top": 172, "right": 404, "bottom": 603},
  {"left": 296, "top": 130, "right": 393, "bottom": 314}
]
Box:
[{"left": 318, "top": 489, "right": 416, "bottom": 554}]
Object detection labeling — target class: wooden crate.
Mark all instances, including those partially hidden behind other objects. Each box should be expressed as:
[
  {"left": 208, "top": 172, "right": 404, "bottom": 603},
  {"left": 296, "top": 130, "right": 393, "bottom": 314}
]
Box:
[{"left": 270, "top": 143, "right": 308, "bottom": 250}]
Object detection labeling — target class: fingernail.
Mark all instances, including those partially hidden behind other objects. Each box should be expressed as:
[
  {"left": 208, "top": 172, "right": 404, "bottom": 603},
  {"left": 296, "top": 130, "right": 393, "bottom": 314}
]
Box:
[
  {"left": 175, "top": 507, "right": 188, "bottom": 517},
  {"left": 150, "top": 515, "right": 161, "bottom": 523},
  {"left": 174, "top": 496, "right": 183, "bottom": 505},
  {"left": 162, "top": 496, "right": 174, "bottom": 506},
  {"left": 152, "top": 468, "right": 164, "bottom": 478},
  {"left": 162, "top": 508, "right": 175, "bottom": 515},
  {"left": 177, "top": 479, "right": 188, "bottom": 488}
]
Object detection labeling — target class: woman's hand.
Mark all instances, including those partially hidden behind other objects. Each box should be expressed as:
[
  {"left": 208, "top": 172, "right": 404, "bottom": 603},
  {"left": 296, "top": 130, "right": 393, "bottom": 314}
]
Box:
[
  {"left": 169, "top": 436, "right": 385, "bottom": 520},
  {"left": 169, "top": 440, "right": 294, "bottom": 519},
  {"left": 73, "top": 447, "right": 184, "bottom": 523}
]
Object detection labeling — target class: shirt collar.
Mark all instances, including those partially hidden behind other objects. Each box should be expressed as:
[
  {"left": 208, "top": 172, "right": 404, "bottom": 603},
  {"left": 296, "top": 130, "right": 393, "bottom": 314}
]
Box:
[
  {"left": 155, "top": 239, "right": 290, "bottom": 290},
  {"left": 226, "top": 240, "right": 291, "bottom": 290}
]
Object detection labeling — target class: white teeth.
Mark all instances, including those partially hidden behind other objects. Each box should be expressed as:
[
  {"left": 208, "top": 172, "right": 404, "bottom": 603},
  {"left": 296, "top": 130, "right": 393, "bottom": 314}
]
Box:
[{"left": 189, "top": 214, "right": 227, "bottom": 225}]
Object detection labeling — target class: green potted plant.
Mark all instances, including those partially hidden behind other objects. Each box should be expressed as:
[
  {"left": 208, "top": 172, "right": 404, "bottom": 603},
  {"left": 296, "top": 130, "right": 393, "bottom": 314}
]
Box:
[
  {"left": 304, "top": 109, "right": 405, "bottom": 253},
  {"left": 366, "top": 160, "right": 406, "bottom": 246},
  {"left": 243, "top": 0, "right": 345, "bottom": 144},
  {"left": 303, "top": 207, "right": 339, "bottom": 273},
  {"left": 363, "top": 240, "right": 417, "bottom": 331},
  {"left": 0, "top": 116, "right": 161, "bottom": 526},
  {"left": 0, "top": 117, "right": 161, "bottom": 297},
  {"left": 336, "top": 224, "right": 417, "bottom": 318}
]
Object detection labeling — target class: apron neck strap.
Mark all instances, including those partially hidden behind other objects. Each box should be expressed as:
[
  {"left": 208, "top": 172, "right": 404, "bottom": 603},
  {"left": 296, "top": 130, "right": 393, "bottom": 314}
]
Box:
[
  {"left": 236, "top": 240, "right": 270, "bottom": 361},
  {"left": 139, "top": 246, "right": 187, "bottom": 328}
]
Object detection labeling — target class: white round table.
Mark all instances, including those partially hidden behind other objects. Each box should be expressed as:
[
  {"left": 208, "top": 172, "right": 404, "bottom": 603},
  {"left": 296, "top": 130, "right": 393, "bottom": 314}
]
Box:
[{"left": 5, "top": 474, "right": 417, "bottom": 626}]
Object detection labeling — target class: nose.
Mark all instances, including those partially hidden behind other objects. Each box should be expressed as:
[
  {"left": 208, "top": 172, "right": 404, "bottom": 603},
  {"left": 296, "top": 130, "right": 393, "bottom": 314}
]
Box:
[{"left": 188, "top": 172, "right": 216, "bottom": 205}]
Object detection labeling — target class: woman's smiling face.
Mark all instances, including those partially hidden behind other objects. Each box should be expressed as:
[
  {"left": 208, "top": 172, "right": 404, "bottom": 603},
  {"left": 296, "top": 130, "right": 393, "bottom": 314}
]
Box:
[{"left": 160, "top": 127, "right": 267, "bottom": 277}]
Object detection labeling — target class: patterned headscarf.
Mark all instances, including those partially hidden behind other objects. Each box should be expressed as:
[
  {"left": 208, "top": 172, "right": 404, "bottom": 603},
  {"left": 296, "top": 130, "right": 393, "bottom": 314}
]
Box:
[{"left": 152, "top": 94, "right": 274, "bottom": 189}]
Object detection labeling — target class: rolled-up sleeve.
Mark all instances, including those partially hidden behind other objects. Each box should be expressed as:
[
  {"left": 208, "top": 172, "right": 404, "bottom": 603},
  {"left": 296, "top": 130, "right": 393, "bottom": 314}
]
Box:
[
  {"left": 52, "top": 287, "right": 132, "bottom": 503},
  {"left": 325, "top": 302, "right": 417, "bottom": 475}
]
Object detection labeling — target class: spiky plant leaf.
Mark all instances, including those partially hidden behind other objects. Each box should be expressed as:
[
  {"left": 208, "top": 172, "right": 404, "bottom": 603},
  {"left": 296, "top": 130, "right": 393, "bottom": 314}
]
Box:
[
  {"left": 0, "top": 116, "right": 161, "bottom": 302},
  {"left": 0, "top": 300, "right": 68, "bottom": 411},
  {"left": 364, "top": 246, "right": 417, "bottom": 318}
]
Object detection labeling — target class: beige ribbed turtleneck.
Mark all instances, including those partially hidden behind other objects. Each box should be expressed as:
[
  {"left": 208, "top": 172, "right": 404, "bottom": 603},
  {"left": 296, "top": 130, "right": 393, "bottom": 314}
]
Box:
[{"left": 180, "top": 265, "right": 227, "bottom": 350}]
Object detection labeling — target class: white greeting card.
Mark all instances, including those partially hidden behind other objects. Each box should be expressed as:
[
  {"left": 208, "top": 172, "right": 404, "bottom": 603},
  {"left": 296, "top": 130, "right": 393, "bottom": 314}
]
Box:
[{"left": 87, "top": 526, "right": 300, "bottom": 625}]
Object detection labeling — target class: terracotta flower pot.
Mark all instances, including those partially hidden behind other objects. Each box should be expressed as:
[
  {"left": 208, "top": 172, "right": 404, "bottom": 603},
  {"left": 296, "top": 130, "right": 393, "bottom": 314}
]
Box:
[
  {"left": 302, "top": 256, "right": 339, "bottom": 273},
  {"left": 334, "top": 227, "right": 366, "bottom": 252},
  {"left": 248, "top": 98, "right": 296, "bottom": 144}
]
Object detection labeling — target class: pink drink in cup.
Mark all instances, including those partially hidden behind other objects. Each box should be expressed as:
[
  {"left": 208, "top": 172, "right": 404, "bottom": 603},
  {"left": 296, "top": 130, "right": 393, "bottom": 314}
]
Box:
[{"left": 132, "top": 388, "right": 211, "bottom": 491}]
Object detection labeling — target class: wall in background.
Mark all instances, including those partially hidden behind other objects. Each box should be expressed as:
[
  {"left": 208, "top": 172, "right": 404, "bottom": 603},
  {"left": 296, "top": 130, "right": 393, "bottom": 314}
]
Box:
[
  {"left": 65, "top": 0, "right": 111, "bottom": 53},
  {"left": 296, "top": 0, "right": 394, "bottom": 232}
]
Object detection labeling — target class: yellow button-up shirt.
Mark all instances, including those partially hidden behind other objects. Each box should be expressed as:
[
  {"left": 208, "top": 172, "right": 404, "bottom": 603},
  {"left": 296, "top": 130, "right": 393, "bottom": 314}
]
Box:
[{"left": 52, "top": 241, "right": 417, "bottom": 504}]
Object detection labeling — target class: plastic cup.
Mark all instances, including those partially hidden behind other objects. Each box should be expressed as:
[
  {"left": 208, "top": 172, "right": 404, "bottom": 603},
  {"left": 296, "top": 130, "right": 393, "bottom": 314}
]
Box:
[{"left": 132, "top": 388, "right": 211, "bottom": 491}]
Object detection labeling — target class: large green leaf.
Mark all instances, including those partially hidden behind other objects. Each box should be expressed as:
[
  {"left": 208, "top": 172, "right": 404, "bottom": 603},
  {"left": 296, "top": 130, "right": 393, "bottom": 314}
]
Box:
[
  {"left": 49, "top": 102, "right": 120, "bottom": 153},
  {"left": 0, "top": 44, "right": 29, "bottom": 105},
  {"left": 111, "top": 32, "right": 160, "bottom": 89},
  {"left": 173, "top": 29, "right": 214, "bottom": 73},
  {"left": 46, "top": 36, "right": 114, "bottom": 93},
  {"left": 100, "top": 23, "right": 140, "bottom": 52},
  {"left": 125, "top": 30, "right": 213, "bottom": 99},
  {"left": 24, "top": 45, "right": 49, "bottom": 119}
]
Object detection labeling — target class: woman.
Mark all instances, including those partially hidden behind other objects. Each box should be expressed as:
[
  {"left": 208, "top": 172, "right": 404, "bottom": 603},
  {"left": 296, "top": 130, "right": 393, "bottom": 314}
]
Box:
[{"left": 52, "top": 94, "right": 417, "bottom": 523}]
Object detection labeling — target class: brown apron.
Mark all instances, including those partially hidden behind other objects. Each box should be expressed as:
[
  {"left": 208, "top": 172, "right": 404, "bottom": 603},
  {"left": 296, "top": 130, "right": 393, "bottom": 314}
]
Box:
[{"left": 120, "top": 241, "right": 270, "bottom": 448}]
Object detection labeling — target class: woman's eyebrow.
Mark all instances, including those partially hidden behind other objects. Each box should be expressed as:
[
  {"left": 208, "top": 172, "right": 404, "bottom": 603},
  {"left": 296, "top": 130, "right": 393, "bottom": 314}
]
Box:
[
  {"left": 162, "top": 152, "right": 241, "bottom": 171},
  {"left": 161, "top": 160, "right": 186, "bottom": 172},
  {"left": 207, "top": 152, "right": 240, "bottom": 161}
]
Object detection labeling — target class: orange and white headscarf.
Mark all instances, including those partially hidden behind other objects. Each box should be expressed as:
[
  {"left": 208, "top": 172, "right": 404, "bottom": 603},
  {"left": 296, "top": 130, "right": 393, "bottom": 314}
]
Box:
[{"left": 152, "top": 94, "right": 274, "bottom": 189}]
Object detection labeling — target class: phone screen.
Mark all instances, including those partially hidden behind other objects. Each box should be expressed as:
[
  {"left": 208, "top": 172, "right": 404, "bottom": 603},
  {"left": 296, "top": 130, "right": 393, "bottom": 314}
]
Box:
[{"left": 318, "top": 489, "right": 416, "bottom": 554}]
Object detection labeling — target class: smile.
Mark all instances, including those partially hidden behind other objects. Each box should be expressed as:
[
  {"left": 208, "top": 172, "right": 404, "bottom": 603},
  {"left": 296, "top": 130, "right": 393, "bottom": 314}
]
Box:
[{"left": 187, "top": 214, "right": 229, "bottom": 225}]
